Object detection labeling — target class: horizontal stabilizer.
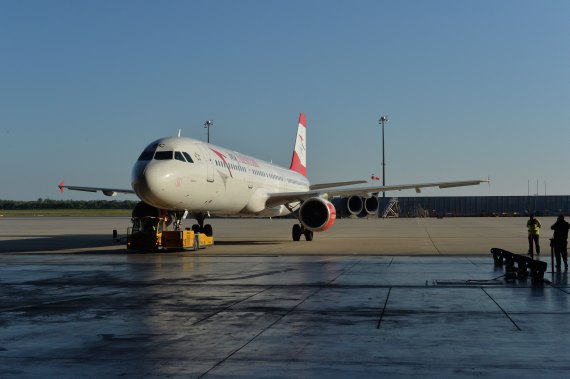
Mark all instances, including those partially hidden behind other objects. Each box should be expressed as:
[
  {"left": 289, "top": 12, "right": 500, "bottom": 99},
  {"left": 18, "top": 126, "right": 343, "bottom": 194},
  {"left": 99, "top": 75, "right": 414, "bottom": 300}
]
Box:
[{"left": 58, "top": 181, "right": 135, "bottom": 197}]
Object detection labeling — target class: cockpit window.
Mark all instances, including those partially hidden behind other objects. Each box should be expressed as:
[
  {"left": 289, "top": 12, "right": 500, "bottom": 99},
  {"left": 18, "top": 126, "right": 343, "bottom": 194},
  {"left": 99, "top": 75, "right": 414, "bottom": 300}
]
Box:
[
  {"left": 174, "top": 151, "right": 186, "bottom": 162},
  {"left": 154, "top": 151, "right": 173, "bottom": 160},
  {"left": 138, "top": 151, "right": 154, "bottom": 161},
  {"left": 182, "top": 152, "right": 194, "bottom": 163},
  {"left": 141, "top": 148, "right": 193, "bottom": 163},
  {"left": 138, "top": 144, "right": 157, "bottom": 161}
]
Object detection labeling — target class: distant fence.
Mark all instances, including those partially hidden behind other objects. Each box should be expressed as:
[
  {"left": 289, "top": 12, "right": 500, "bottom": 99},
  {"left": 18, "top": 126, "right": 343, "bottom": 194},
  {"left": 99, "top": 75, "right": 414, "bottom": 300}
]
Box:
[{"left": 379, "top": 196, "right": 570, "bottom": 217}]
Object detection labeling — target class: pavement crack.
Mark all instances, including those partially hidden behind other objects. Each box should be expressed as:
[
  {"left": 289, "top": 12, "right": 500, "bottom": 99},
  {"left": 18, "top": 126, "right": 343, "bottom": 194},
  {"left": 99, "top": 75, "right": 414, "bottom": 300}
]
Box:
[
  {"left": 481, "top": 287, "right": 522, "bottom": 331},
  {"left": 376, "top": 287, "right": 392, "bottom": 329},
  {"left": 197, "top": 284, "right": 325, "bottom": 378},
  {"left": 197, "top": 260, "right": 362, "bottom": 378},
  {"left": 324, "top": 259, "right": 362, "bottom": 286},
  {"left": 420, "top": 218, "right": 441, "bottom": 254},
  {"left": 191, "top": 286, "right": 273, "bottom": 326}
]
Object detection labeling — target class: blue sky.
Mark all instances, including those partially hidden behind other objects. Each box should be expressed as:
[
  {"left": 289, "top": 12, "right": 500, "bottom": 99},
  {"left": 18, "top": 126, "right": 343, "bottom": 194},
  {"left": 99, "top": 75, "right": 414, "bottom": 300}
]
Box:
[{"left": 1, "top": 0, "right": 569, "bottom": 200}]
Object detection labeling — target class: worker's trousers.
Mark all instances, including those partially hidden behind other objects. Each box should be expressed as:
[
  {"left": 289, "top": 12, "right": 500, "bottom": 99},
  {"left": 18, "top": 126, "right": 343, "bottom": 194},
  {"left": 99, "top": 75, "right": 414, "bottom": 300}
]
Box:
[{"left": 528, "top": 234, "right": 540, "bottom": 254}]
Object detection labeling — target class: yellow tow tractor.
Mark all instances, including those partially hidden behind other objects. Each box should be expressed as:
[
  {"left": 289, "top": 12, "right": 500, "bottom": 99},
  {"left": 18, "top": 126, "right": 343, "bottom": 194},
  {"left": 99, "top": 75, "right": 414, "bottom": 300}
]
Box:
[{"left": 127, "top": 216, "right": 214, "bottom": 252}]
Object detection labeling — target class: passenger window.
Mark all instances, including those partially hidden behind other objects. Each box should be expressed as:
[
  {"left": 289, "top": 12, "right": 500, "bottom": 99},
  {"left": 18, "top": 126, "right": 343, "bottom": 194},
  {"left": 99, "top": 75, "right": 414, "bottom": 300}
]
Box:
[
  {"left": 175, "top": 151, "right": 186, "bottom": 162},
  {"left": 183, "top": 152, "right": 194, "bottom": 163},
  {"left": 154, "top": 151, "right": 173, "bottom": 160}
]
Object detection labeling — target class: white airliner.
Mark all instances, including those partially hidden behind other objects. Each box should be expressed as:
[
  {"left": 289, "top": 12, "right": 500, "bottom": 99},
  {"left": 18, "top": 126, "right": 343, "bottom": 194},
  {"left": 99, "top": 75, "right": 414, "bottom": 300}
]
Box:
[{"left": 59, "top": 113, "right": 486, "bottom": 241}]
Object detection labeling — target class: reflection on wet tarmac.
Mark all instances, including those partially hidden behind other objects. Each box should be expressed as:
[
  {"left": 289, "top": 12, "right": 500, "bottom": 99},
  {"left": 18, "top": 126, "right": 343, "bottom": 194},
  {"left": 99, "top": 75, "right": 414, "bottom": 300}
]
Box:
[{"left": 1, "top": 254, "right": 569, "bottom": 378}]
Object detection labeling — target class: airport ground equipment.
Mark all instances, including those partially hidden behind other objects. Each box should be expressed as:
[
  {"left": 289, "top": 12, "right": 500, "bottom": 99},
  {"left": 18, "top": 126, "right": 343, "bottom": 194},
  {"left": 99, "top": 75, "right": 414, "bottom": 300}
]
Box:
[
  {"left": 382, "top": 197, "right": 400, "bottom": 218},
  {"left": 490, "top": 248, "right": 547, "bottom": 283},
  {"left": 127, "top": 216, "right": 213, "bottom": 251}
]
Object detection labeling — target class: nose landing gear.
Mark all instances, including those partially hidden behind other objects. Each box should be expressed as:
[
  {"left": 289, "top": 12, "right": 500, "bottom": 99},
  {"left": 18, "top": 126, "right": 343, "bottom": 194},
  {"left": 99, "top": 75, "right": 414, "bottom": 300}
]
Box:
[{"left": 191, "top": 213, "right": 213, "bottom": 237}]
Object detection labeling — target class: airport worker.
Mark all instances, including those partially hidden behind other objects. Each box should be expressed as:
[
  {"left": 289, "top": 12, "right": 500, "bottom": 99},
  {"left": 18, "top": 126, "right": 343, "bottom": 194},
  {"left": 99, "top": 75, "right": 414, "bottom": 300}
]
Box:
[
  {"left": 551, "top": 215, "right": 570, "bottom": 269},
  {"left": 527, "top": 214, "right": 542, "bottom": 256}
]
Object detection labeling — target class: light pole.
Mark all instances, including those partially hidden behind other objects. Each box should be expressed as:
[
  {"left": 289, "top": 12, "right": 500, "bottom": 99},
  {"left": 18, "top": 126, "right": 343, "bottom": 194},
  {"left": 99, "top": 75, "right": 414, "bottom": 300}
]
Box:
[
  {"left": 378, "top": 115, "right": 389, "bottom": 198},
  {"left": 204, "top": 120, "right": 214, "bottom": 143}
]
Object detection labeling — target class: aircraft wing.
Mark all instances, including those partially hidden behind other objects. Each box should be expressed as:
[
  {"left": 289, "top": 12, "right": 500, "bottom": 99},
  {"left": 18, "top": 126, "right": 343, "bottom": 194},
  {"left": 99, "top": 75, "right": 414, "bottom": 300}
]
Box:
[
  {"left": 58, "top": 181, "right": 136, "bottom": 197},
  {"left": 266, "top": 179, "right": 487, "bottom": 208},
  {"left": 309, "top": 180, "right": 367, "bottom": 190}
]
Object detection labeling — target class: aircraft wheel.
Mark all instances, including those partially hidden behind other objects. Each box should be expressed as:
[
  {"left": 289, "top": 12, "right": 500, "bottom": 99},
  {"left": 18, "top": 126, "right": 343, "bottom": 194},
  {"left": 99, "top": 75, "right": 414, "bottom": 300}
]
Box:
[
  {"left": 304, "top": 230, "right": 313, "bottom": 241},
  {"left": 204, "top": 224, "right": 213, "bottom": 237},
  {"left": 192, "top": 224, "right": 201, "bottom": 233},
  {"left": 292, "top": 224, "right": 302, "bottom": 241}
]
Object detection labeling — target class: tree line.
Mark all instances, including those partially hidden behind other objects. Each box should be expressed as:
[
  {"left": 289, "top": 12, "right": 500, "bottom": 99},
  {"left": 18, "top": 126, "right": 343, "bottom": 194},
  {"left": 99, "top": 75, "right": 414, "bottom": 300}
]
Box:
[{"left": 0, "top": 199, "right": 138, "bottom": 210}]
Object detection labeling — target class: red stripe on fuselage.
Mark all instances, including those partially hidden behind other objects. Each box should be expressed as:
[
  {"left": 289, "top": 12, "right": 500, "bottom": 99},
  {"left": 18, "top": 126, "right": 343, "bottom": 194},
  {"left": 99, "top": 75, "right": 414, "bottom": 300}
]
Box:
[{"left": 209, "top": 148, "right": 233, "bottom": 178}]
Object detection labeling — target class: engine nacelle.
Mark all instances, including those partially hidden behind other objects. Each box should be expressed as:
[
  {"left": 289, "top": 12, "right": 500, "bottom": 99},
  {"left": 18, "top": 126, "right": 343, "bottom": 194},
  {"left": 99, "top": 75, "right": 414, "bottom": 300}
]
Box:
[
  {"left": 358, "top": 196, "right": 379, "bottom": 218},
  {"left": 346, "top": 195, "right": 363, "bottom": 216},
  {"left": 299, "top": 197, "right": 337, "bottom": 232}
]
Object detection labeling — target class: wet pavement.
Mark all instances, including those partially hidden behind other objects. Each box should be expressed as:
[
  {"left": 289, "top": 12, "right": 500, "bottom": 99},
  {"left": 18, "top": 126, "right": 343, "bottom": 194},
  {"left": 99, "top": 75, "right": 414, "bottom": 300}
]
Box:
[
  {"left": 1, "top": 253, "right": 569, "bottom": 378},
  {"left": 1, "top": 218, "right": 569, "bottom": 378}
]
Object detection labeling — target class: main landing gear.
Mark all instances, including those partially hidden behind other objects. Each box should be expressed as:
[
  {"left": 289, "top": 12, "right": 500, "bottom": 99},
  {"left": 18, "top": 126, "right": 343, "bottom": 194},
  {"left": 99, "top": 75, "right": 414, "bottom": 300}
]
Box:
[
  {"left": 191, "top": 213, "right": 213, "bottom": 237},
  {"left": 292, "top": 223, "right": 313, "bottom": 241}
]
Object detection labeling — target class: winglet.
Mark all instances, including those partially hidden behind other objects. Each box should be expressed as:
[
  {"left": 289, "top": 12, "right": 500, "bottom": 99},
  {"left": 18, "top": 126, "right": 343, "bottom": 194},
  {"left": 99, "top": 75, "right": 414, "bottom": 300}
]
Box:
[
  {"left": 289, "top": 113, "right": 307, "bottom": 177},
  {"left": 59, "top": 181, "right": 65, "bottom": 193}
]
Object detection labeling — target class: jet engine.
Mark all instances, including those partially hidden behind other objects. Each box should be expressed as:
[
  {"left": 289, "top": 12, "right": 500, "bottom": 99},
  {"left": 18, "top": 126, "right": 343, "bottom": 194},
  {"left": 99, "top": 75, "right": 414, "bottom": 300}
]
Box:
[
  {"left": 299, "top": 197, "right": 337, "bottom": 232},
  {"left": 358, "top": 196, "right": 380, "bottom": 218},
  {"left": 330, "top": 196, "right": 362, "bottom": 218},
  {"left": 346, "top": 195, "right": 364, "bottom": 216}
]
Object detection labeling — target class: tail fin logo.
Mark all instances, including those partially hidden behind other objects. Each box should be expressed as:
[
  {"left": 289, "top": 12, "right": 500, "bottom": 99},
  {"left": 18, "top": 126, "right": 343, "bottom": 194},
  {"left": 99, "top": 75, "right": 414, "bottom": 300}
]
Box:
[{"left": 289, "top": 113, "right": 307, "bottom": 177}]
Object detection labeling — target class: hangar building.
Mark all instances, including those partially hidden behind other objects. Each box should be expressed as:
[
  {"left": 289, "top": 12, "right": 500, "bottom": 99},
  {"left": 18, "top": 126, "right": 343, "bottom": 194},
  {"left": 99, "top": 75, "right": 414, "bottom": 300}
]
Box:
[{"left": 377, "top": 195, "right": 570, "bottom": 217}]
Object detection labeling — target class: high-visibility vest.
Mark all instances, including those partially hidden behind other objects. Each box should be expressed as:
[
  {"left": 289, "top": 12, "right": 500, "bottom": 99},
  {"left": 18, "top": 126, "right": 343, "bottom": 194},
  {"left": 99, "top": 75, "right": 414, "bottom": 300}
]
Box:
[{"left": 527, "top": 219, "right": 541, "bottom": 235}]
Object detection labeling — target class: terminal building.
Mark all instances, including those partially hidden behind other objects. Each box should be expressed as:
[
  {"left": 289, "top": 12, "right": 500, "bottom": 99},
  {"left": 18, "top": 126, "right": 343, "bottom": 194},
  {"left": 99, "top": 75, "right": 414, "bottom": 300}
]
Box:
[{"left": 377, "top": 195, "right": 570, "bottom": 217}]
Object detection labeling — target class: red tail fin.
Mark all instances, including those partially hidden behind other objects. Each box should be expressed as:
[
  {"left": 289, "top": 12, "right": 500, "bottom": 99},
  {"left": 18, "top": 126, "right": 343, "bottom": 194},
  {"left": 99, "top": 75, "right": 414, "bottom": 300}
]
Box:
[{"left": 289, "top": 113, "right": 307, "bottom": 176}]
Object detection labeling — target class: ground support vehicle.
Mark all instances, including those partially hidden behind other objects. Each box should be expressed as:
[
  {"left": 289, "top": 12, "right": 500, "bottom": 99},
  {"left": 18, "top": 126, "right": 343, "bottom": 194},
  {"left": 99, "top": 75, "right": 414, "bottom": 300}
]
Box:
[{"left": 127, "top": 217, "right": 213, "bottom": 251}]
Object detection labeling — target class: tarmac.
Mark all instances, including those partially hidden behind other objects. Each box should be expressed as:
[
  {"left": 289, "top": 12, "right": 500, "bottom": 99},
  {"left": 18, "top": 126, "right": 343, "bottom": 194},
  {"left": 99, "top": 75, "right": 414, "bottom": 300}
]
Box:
[{"left": 1, "top": 217, "right": 569, "bottom": 378}]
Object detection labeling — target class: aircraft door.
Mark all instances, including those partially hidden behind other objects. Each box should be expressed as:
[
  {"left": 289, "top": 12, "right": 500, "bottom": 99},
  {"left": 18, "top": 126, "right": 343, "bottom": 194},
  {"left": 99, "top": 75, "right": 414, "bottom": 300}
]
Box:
[
  {"left": 195, "top": 145, "right": 214, "bottom": 182},
  {"left": 247, "top": 167, "right": 253, "bottom": 189}
]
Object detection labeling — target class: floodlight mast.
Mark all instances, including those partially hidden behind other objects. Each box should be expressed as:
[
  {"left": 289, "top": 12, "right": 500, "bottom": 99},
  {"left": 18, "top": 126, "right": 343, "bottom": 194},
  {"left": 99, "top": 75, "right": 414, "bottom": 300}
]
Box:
[
  {"left": 204, "top": 120, "right": 214, "bottom": 143},
  {"left": 378, "top": 115, "right": 389, "bottom": 198}
]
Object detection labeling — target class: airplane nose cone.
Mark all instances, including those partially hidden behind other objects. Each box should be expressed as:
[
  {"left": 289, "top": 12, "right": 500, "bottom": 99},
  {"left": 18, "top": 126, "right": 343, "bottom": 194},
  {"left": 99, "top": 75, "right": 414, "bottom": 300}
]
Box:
[{"left": 132, "top": 162, "right": 172, "bottom": 208}]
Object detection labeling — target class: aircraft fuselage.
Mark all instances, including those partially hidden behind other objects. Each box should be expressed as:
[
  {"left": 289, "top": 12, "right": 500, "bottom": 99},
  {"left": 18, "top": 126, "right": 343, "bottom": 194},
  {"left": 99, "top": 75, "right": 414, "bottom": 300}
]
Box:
[{"left": 131, "top": 137, "right": 309, "bottom": 217}]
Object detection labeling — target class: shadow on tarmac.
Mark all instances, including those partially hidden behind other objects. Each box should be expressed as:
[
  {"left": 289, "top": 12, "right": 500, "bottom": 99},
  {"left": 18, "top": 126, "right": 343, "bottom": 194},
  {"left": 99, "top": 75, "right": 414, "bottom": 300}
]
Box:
[
  {"left": 0, "top": 235, "right": 119, "bottom": 253},
  {"left": 0, "top": 235, "right": 284, "bottom": 254},
  {"left": 213, "top": 240, "right": 283, "bottom": 246}
]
